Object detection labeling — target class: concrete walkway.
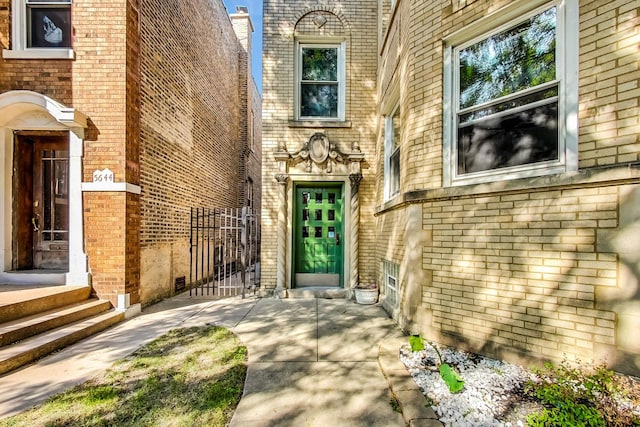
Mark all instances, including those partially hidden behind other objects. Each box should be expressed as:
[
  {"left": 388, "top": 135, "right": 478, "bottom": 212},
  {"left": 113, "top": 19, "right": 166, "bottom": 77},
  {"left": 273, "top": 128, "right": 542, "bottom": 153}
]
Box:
[{"left": 0, "top": 293, "right": 441, "bottom": 426}]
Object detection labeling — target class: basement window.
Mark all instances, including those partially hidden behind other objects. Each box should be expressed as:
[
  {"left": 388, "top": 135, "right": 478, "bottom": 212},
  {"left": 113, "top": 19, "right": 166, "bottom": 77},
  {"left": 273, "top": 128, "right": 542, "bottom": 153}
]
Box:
[{"left": 383, "top": 260, "right": 399, "bottom": 308}]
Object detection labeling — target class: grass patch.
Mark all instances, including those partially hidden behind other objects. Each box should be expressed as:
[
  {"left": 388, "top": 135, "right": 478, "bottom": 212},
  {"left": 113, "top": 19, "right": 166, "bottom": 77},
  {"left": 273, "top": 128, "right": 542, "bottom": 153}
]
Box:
[{"left": 0, "top": 326, "right": 247, "bottom": 427}]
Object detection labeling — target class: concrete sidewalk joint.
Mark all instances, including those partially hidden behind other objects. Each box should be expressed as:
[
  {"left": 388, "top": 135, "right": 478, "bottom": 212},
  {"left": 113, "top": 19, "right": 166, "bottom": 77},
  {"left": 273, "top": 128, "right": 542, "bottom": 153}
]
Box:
[
  {"left": 378, "top": 338, "right": 444, "bottom": 427},
  {"left": 1, "top": 295, "right": 441, "bottom": 426}
]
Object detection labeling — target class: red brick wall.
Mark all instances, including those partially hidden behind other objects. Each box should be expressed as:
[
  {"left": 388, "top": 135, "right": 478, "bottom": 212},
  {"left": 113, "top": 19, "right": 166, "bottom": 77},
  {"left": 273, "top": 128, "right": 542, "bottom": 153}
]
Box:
[
  {"left": 0, "top": 0, "right": 73, "bottom": 100},
  {"left": 74, "top": 0, "right": 136, "bottom": 305},
  {"left": 1, "top": 0, "right": 254, "bottom": 305},
  {"left": 1, "top": 0, "right": 139, "bottom": 304}
]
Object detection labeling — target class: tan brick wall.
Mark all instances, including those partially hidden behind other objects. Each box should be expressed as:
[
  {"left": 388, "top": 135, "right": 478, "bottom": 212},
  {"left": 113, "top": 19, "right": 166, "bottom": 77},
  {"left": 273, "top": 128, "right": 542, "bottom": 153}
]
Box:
[
  {"left": 248, "top": 81, "right": 263, "bottom": 212},
  {"left": 370, "top": 0, "right": 640, "bottom": 375},
  {"left": 262, "top": 0, "right": 379, "bottom": 289},
  {"left": 138, "top": 0, "right": 255, "bottom": 304},
  {"left": 578, "top": 0, "right": 640, "bottom": 167},
  {"left": 422, "top": 187, "right": 619, "bottom": 360}
]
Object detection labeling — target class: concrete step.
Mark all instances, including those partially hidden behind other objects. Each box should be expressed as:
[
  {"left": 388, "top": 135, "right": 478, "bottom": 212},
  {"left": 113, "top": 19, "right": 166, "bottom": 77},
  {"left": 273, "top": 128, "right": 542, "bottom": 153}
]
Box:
[
  {"left": 0, "top": 286, "right": 91, "bottom": 324},
  {"left": 0, "top": 271, "right": 66, "bottom": 285},
  {"left": 0, "top": 299, "right": 112, "bottom": 346},
  {"left": 287, "top": 287, "right": 348, "bottom": 299},
  {"left": 0, "top": 310, "right": 124, "bottom": 376}
]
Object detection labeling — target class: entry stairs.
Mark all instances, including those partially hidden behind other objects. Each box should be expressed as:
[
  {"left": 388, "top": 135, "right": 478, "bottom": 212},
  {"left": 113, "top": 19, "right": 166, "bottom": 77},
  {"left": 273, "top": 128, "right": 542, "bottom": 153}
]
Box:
[{"left": 0, "top": 286, "right": 124, "bottom": 376}]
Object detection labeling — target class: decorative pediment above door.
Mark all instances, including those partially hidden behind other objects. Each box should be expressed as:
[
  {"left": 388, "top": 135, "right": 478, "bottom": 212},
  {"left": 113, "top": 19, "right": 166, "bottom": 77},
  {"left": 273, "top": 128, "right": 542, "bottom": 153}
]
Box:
[{"left": 274, "top": 132, "right": 364, "bottom": 175}]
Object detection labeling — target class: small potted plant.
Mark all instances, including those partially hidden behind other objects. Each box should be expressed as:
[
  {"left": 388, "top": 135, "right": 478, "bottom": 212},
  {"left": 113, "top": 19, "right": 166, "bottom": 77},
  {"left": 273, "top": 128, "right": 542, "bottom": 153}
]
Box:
[{"left": 354, "top": 283, "right": 378, "bottom": 304}]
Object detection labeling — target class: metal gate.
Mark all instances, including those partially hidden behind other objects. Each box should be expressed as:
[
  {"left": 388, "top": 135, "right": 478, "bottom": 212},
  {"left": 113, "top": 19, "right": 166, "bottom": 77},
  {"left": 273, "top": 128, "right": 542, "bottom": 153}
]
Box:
[{"left": 189, "top": 207, "right": 260, "bottom": 297}]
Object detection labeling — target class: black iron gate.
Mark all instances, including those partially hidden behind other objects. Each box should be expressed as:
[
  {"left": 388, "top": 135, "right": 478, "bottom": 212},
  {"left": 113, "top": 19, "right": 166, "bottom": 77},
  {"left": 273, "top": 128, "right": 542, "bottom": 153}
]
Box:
[{"left": 189, "top": 207, "right": 260, "bottom": 297}]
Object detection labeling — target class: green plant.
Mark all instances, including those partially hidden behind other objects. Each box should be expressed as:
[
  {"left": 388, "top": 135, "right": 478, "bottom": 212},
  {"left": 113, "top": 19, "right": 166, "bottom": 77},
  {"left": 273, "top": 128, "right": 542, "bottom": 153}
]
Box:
[
  {"left": 409, "top": 334, "right": 425, "bottom": 352},
  {"left": 389, "top": 395, "right": 401, "bottom": 413},
  {"left": 408, "top": 336, "right": 465, "bottom": 394},
  {"left": 525, "top": 359, "right": 640, "bottom": 427},
  {"left": 427, "top": 341, "right": 464, "bottom": 394},
  {"left": 526, "top": 397, "right": 605, "bottom": 427},
  {"left": 438, "top": 362, "right": 465, "bottom": 394}
]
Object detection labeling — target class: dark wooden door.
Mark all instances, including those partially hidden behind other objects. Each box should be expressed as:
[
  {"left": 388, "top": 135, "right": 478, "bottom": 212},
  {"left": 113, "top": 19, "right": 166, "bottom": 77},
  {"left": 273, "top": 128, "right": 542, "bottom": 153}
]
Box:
[{"left": 13, "top": 135, "right": 69, "bottom": 270}]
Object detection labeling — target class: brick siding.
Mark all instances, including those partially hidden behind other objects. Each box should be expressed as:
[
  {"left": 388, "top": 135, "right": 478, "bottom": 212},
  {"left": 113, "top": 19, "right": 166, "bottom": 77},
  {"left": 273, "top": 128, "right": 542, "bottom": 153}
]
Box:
[
  {"left": 260, "top": 0, "right": 640, "bottom": 370},
  {"left": 1, "top": 0, "right": 258, "bottom": 306},
  {"left": 138, "top": 0, "right": 258, "bottom": 304},
  {"left": 262, "top": 0, "right": 379, "bottom": 289},
  {"left": 370, "top": 0, "right": 640, "bottom": 375}
]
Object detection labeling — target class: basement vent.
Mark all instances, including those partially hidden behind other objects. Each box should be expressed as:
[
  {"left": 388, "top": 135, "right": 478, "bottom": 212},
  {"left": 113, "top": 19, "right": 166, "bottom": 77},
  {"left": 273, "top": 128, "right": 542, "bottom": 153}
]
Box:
[{"left": 174, "top": 276, "right": 186, "bottom": 292}]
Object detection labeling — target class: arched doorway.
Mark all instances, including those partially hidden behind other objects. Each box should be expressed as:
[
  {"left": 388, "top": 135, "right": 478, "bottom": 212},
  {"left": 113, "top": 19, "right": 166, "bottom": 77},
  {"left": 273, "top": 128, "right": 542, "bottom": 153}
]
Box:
[{"left": 0, "top": 90, "right": 89, "bottom": 286}]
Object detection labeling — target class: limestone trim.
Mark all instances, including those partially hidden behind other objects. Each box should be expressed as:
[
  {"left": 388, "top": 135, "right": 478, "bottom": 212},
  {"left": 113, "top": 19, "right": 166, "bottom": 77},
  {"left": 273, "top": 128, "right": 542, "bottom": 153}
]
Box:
[
  {"left": 81, "top": 182, "right": 142, "bottom": 194},
  {"left": 348, "top": 172, "right": 363, "bottom": 294},
  {"left": 275, "top": 173, "right": 289, "bottom": 296},
  {"left": 293, "top": 6, "right": 352, "bottom": 33},
  {"left": 273, "top": 134, "right": 365, "bottom": 295},
  {"left": 280, "top": 132, "right": 364, "bottom": 175}
]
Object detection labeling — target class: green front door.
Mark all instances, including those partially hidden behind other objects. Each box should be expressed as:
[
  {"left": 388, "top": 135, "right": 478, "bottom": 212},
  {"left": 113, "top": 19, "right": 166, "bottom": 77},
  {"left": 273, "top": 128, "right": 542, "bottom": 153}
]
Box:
[{"left": 294, "top": 184, "right": 344, "bottom": 287}]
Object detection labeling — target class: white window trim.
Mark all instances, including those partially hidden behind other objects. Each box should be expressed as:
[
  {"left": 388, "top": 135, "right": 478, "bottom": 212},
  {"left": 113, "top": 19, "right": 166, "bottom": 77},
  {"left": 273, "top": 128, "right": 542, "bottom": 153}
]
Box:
[
  {"left": 383, "top": 260, "right": 399, "bottom": 308},
  {"left": 2, "top": 0, "right": 75, "bottom": 60},
  {"left": 294, "top": 37, "right": 346, "bottom": 122},
  {"left": 443, "top": 0, "right": 578, "bottom": 187},
  {"left": 384, "top": 103, "right": 400, "bottom": 201}
]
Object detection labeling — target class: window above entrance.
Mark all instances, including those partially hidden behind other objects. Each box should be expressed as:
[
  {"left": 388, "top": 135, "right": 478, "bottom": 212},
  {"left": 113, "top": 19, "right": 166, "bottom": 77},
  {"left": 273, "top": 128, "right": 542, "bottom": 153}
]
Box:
[
  {"left": 3, "top": 0, "right": 75, "bottom": 59},
  {"left": 294, "top": 39, "right": 346, "bottom": 122}
]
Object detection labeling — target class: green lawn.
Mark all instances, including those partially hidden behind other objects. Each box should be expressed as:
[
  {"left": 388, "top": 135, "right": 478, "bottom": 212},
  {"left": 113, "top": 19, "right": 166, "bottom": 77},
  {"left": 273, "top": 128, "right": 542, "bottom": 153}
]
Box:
[{"left": 0, "top": 326, "right": 247, "bottom": 427}]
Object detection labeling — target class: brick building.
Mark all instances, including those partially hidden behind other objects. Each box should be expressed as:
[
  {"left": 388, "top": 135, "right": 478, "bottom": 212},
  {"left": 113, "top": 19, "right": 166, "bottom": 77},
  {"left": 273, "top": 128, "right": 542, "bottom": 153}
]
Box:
[
  {"left": 0, "top": 0, "right": 260, "bottom": 309},
  {"left": 262, "top": 0, "right": 640, "bottom": 375}
]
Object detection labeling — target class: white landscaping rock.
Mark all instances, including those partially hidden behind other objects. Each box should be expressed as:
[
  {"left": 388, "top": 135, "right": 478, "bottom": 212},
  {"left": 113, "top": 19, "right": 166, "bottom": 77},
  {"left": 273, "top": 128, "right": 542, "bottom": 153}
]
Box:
[{"left": 400, "top": 343, "right": 533, "bottom": 427}]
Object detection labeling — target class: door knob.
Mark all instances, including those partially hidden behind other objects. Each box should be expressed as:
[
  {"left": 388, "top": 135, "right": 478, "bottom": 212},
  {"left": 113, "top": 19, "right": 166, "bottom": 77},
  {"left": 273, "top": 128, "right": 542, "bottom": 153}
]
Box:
[
  {"left": 336, "top": 233, "right": 340, "bottom": 246},
  {"left": 32, "top": 217, "right": 39, "bottom": 232}
]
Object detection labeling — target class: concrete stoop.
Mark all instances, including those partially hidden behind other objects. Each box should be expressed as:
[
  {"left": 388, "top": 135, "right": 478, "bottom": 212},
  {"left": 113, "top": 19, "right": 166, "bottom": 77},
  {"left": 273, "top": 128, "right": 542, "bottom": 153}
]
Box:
[
  {"left": 0, "top": 286, "right": 124, "bottom": 376},
  {"left": 286, "top": 287, "right": 348, "bottom": 299},
  {"left": 378, "top": 337, "right": 444, "bottom": 427}
]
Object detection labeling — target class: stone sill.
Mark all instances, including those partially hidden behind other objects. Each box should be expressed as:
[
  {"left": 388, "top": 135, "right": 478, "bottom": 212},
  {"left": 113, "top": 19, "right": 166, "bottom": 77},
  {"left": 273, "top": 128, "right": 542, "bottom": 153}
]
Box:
[
  {"left": 375, "top": 162, "right": 640, "bottom": 215},
  {"left": 288, "top": 120, "right": 352, "bottom": 128},
  {"left": 3, "top": 48, "right": 75, "bottom": 60}
]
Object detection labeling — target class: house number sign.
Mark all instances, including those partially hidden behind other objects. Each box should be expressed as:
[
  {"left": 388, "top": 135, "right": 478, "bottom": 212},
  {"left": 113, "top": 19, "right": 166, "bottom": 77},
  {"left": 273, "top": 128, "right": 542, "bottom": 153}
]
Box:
[{"left": 93, "top": 168, "right": 114, "bottom": 183}]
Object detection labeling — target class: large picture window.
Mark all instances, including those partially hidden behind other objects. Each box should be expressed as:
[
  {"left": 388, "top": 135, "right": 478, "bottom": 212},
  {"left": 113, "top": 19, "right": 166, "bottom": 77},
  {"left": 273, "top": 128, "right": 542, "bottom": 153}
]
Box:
[
  {"left": 443, "top": 0, "right": 578, "bottom": 186},
  {"left": 296, "top": 41, "right": 345, "bottom": 121}
]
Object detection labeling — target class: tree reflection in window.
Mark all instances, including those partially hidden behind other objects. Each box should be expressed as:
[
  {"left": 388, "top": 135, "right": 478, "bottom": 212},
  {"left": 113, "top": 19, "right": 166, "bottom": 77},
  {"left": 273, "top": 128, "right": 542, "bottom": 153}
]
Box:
[
  {"left": 300, "top": 47, "right": 338, "bottom": 118},
  {"left": 458, "top": 104, "right": 558, "bottom": 174},
  {"left": 459, "top": 8, "right": 556, "bottom": 108},
  {"left": 456, "top": 6, "right": 559, "bottom": 175}
]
